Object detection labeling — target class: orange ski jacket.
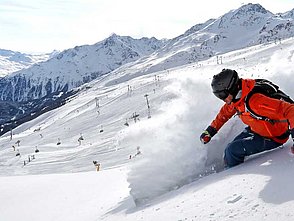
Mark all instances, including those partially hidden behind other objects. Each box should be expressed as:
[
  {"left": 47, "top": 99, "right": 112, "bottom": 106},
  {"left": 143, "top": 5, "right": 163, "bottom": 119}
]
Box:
[{"left": 210, "top": 79, "right": 294, "bottom": 144}]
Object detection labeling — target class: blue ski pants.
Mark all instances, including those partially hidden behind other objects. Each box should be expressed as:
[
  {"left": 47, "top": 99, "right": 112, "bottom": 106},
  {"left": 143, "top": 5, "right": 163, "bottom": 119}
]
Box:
[{"left": 224, "top": 127, "right": 282, "bottom": 168}]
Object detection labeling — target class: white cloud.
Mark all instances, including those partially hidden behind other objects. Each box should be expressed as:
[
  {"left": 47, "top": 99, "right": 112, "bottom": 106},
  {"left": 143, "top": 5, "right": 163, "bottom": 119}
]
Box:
[{"left": 0, "top": 0, "right": 292, "bottom": 53}]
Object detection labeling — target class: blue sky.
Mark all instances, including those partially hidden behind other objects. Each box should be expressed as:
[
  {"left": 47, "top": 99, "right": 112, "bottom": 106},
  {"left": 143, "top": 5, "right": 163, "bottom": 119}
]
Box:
[{"left": 0, "top": 0, "right": 293, "bottom": 54}]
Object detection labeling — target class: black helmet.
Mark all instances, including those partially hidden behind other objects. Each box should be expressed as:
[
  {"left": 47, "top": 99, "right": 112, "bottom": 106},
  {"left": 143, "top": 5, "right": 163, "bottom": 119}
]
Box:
[{"left": 211, "top": 69, "right": 240, "bottom": 100}]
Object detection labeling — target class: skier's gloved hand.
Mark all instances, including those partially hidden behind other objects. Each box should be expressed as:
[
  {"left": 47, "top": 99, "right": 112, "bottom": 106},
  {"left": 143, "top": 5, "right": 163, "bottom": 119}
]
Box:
[
  {"left": 200, "top": 131, "right": 212, "bottom": 144},
  {"left": 200, "top": 126, "right": 217, "bottom": 144},
  {"left": 291, "top": 128, "right": 294, "bottom": 154}
]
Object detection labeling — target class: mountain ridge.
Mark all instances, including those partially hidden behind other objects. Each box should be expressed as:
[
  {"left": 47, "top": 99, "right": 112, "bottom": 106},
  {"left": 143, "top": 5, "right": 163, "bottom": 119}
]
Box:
[
  {"left": 110, "top": 3, "right": 294, "bottom": 84},
  {"left": 1, "top": 34, "right": 165, "bottom": 102}
]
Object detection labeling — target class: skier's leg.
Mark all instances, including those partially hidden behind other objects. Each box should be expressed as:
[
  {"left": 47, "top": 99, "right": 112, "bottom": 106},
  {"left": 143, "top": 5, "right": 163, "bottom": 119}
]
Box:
[
  {"left": 224, "top": 127, "right": 281, "bottom": 168},
  {"left": 223, "top": 127, "right": 253, "bottom": 167}
]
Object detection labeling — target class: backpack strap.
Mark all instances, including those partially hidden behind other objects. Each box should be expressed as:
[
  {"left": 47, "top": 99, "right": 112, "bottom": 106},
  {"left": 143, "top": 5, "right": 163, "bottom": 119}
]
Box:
[
  {"left": 245, "top": 87, "right": 289, "bottom": 125},
  {"left": 254, "top": 79, "right": 294, "bottom": 103}
]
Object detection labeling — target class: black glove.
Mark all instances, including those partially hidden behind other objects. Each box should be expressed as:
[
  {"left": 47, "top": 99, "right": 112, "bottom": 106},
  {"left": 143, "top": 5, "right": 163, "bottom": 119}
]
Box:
[{"left": 200, "top": 126, "right": 217, "bottom": 144}]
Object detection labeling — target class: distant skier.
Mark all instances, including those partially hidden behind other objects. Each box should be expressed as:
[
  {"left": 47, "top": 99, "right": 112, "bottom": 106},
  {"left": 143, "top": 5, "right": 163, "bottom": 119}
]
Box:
[
  {"left": 16, "top": 149, "right": 20, "bottom": 157},
  {"left": 78, "top": 134, "right": 84, "bottom": 145},
  {"left": 134, "top": 146, "right": 141, "bottom": 157},
  {"left": 93, "top": 161, "right": 101, "bottom": 171},
  {"left": 15, "top": 140, "right": 20, "bottom": 146},
  {"left": 57, "top": 138, "right": 61, "bottom": 145},
  {"left": 200, "top": 69, "right": 294, "bottom": 168}
]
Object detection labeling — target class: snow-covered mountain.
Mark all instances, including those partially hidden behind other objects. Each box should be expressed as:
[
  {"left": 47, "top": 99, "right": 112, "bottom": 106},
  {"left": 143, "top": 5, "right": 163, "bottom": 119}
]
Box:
[
  {"left": 0, "top": 35, "right": 165, "bottom": 133},
  {"left": 2, "top": 4, "right": 294, "bottom": 103},
  {"left": 108, "top": 3, "right": 294, "bottom": 84},
  {"left": 0, "top": 49, "right": 53, "bottom": 77},
  {"left": 0, "top": 34, "right": 165, "bottom": 102}
]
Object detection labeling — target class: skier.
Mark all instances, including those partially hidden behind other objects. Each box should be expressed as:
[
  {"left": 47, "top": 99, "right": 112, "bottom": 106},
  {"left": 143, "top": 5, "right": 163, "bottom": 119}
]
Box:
[
  {"left": 93, "top": 161, "right": 101, "bottom": 171},
  {"left": 200, "top": 69, "right": 294, "bottom": 168},
  {"left": 134, "top": 146, "right": 142, "bottom": 157}
]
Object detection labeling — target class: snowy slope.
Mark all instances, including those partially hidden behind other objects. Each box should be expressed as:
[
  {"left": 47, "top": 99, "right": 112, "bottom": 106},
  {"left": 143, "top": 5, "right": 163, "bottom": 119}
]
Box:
[{"left": 0, "top": 36, "right": 294, "bottom": 220}]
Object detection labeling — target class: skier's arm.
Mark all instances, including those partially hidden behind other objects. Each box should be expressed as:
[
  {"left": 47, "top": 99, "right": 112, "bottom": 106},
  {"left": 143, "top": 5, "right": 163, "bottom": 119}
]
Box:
[
  {"left": 200, "top": 103, "right": 236, "bottom": 144},
  {"left": 210, "top": 103, "right": 237, "bottom": 131}
]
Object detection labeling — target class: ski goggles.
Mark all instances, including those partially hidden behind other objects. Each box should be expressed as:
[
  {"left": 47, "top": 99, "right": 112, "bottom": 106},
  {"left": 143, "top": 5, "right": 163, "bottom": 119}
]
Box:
[{"left": 213, "top": 89, "right": 229, "bottom": 100}]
